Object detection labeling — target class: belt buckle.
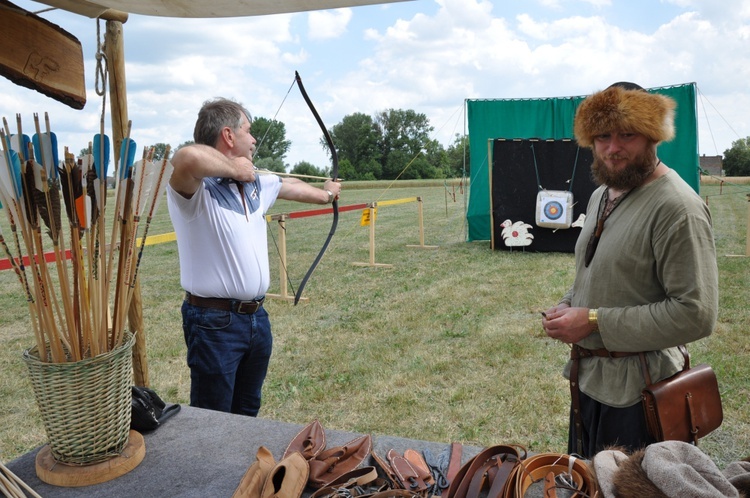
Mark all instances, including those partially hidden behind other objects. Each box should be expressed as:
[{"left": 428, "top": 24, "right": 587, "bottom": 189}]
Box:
[{"left": 235, "top": 299, "right": 261, "bottom": 314}]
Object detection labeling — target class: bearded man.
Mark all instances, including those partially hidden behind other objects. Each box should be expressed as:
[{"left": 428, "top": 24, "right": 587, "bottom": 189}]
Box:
[{"left": 541, "top": 82, "right": 719, "bottom": 457}]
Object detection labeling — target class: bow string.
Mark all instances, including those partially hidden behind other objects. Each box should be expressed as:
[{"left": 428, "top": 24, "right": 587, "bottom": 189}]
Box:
[{"left": 293, "top": 71, "right": 339, "bottom": 305}]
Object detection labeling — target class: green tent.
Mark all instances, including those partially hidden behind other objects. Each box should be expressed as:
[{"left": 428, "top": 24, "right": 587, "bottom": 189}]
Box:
[{"left": 466, "top": 83, "right": 699, "bottom": 242}]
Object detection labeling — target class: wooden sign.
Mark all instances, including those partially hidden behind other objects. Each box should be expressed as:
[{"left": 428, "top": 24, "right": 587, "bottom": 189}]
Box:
[{"left": 0, "top": 0, "right": 86, "bottom": 109}]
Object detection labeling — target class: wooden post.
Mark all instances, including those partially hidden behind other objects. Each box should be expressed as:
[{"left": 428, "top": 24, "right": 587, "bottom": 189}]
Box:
[
  {"left": 406, "top": 197, "right": 438, "bottom": 249},
  {"left": 352, "top": 203, "right": 392, "bottom": 268},
  {"left": 266, "top": 215, "right": 305, "bottom": 302},
  {"left": 105, "top": 19, "right": 148, "bottom": 386},
  {"left": 727, "top": 193, "right": 750, "bottom": 258}
]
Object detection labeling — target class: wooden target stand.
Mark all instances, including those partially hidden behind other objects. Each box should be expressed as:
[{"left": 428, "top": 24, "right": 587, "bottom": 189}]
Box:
[
  {"left": 34, "top": 431, "right": 145, "bottom": 487},
  {"left": 266, "top": 197, "right": 438, "bottom": 301}
]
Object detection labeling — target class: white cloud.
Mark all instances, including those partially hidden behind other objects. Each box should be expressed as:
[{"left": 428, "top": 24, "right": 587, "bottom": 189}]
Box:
[
  {"left": 308, "top": 8, "right": 353, "bottom": 40},
  {"left": 2, "top": 0, "right": 749, "bottom": 168}
]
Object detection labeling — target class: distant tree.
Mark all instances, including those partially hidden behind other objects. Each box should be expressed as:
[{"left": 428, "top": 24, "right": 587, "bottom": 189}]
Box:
[
  {"left": 251, "top": 116, "right": 291, "bottom": 161},
  {"left": 328, "top": 113, "right": 381, "bottom": 174},
  {"left": 375, "top": 109, "right": 434, "bottom": 180},
  {"left": 177, "top": 140, "right": 194, "bottom": 151},
  {"left": 149, "top": 143, "right": 170, "bottom": 161},
  {"left": 723, "top": 137, "right": 750, "bottom": 176},
  {"left": 290, "top": 161, "right": 327, "bottom": 183},
  {"left": 254, "top": 156, "right": 286, "bottom": 173},
  {"left": 445, "top": 133, "right": 469, "bottom": 178}
]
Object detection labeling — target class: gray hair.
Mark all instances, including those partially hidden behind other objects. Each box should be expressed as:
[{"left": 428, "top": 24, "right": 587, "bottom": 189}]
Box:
[{"left": 193, "top": 97, "right": 253, "bottom": 147}]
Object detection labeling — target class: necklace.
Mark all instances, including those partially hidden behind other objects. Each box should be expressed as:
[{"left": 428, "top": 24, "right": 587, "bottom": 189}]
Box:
[{"left": 584, "top": 187, "right": 634, "bottom": 267}]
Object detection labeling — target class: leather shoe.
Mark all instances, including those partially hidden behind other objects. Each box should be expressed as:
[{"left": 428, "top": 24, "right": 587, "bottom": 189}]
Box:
[
  {"left": 261, "top": 451, "right": 310, "bottom": 498},
  {"left": 233, "top": 446, "right": 276, "bottom": 498}
]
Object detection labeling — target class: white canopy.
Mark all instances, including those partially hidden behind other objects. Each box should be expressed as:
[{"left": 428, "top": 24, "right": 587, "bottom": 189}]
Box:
[{"left": 34, "top": 0, "right": 413, "bottom": 18}]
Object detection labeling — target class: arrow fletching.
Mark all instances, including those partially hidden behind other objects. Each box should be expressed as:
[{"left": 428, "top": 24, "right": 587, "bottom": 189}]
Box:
[
  {"left": 93, "top": 133, "right": 110, "bottom": 180},
  {"left": 32, "top": 132, "right": 59, "bottom": 182}
]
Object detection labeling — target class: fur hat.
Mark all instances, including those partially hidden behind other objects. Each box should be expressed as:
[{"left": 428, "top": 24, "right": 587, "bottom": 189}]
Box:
[
  {"left": 591, "top": 442, "right": 749, "bottom": 498},
  {"left": 573, "top": 82, "right": 677, "bottom": 147}
]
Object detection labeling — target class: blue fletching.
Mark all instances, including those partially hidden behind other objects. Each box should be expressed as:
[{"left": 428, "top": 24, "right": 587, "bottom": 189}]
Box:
[
  {"left": 118, "top": 138, "right": 137, "bottom": 179},
  {"left": 9, "top": 150, "right": 23, "bottom": 199},
  {"left": 9, "top": 134, "right": 32, "bottom": 161},
  {"left": 93, "top": 133, "right": 110, "bottom": 179},
  {"left": 31, "top": 132, "right": 60, "bottom": 181}
]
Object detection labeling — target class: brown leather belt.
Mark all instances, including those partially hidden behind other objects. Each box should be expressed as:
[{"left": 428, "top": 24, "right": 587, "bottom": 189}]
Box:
[
  {"left": 571, "top": 344, "right": 640, "bottom": 359},
  {"left": 185, "top": 292, "right": 264, "bottom": 314}
]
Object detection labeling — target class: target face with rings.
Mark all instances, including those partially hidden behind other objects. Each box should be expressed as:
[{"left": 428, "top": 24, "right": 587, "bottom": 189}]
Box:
[
  {"left": 543, "top": 201, "right": 564, "bottom": 220},
  {"left": 536, "top": 190, "right": 574, "bottom": 228}
]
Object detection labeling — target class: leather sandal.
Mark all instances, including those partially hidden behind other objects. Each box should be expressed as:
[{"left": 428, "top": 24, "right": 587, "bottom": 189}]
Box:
[{"left": 233, "top": 446, "right": 276, "bottom": 498}]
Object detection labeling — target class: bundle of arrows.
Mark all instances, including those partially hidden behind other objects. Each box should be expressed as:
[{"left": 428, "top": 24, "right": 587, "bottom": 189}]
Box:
[{"left": 0, "top": 113, "right": 173, "bottom": 363}]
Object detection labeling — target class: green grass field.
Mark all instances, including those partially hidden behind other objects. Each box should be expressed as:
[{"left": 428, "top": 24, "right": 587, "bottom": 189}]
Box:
[{"left": 1, "top": 178, "right": 749, "bottom": 468}]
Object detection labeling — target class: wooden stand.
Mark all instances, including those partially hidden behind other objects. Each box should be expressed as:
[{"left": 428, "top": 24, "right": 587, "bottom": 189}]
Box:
[{"left": 34, "top": 430, "right": 145, "bottom": 487}]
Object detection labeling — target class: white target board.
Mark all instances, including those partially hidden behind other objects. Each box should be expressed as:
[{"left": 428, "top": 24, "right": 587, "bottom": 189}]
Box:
[{"left": 536, "top": 190, "right": 574, "bottom": 229}]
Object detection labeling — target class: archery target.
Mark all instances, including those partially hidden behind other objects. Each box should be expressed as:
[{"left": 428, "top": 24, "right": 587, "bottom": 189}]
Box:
[{"left": 536, "top": 190, "right": 574, "bottom": 229}]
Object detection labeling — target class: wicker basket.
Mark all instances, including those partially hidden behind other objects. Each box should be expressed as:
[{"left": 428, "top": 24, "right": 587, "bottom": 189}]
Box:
[{"left": 22, "top": 332, "right": 135, "bottom": 465}]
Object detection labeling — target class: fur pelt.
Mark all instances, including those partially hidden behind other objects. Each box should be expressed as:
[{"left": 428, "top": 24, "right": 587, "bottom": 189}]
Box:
[
  {"left": 611, "top": 449, "right": 670, "bottom": 498},
  {"left": 573, "top": 84, "right": 676, "bottom": 148},
  {"left": 593, "top": 445, "right": 749, "bottom": 498}
]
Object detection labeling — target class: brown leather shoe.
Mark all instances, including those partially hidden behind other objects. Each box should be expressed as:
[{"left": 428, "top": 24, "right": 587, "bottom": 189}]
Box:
[
  {"left": 261, "top": 452, "right": 310, "bottom": 498},
  {"left": 308, "top": 434, "right": 372, "bottom": 488},
  {"left": 283, "top": 419, "right": 326, "bottom": 461},
  {"left": 233, "top": 446, "right": 277, "bottom": 498}
]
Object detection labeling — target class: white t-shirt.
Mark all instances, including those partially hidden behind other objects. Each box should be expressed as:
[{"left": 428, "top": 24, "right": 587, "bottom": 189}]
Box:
[{"left": 167, "top": 175, "right": 282, "bottom": 300}]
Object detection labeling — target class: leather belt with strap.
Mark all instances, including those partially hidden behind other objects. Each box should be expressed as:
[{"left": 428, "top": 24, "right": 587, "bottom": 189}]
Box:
[
  {"left": 185, "top": 292, "right": 264, "bottom": 315},
  {"left": 571, "top": 345, "right": 641, "bottom": 359},
  {"left": 569, "top": 344, "right": 642, "bottom": 456}
]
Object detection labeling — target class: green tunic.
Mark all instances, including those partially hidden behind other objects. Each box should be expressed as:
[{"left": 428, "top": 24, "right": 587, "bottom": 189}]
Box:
[{"left": 560, "top": 169, "right": 719, "bottom": 407}]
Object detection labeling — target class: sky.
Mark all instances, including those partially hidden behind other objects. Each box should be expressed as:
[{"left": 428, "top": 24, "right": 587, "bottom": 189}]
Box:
[{"left": 2, "top": 0, "right": 749, "bottom": 171}]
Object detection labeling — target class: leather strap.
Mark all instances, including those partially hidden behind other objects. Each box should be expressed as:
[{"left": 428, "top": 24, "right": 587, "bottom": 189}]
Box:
[
  {"left": 569, "top": 349, "right": 584, "bottom": 456},
  {"left": 446, "top": 445, "right": 522, "bottom": 498},
  {"left": 638, "top": 345, "right": 690, "bottom": 387},
  {"left": 446, "top": 442, "right": 463, "bottom": 484}
]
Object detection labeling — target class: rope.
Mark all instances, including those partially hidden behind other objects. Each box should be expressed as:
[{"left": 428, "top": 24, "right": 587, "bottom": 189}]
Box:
[
  {"left": 531, "top": 143, "right": 543, "bottom": 190},
  {"left": 422, "top": 447, "right": 450, "bottom": 495},
  {"left": 531, "top": 142, "right": 579, "bottom": 192},
  {"left": 95, "top": 20, "right": 108, "bottom": 98}
]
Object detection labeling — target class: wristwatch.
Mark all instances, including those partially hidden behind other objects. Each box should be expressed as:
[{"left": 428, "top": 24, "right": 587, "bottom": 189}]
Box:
[
  {"left": 588, "top": 308, "right": 598, "bottom": 329},
  {"left": 325, "top": 189, "right": 334, "bottom": 204}
]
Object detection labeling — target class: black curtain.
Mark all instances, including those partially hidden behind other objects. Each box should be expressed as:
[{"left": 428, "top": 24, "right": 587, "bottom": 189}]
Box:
[{"left": 491, "top": 139, "right": 597, "bottom": 252}]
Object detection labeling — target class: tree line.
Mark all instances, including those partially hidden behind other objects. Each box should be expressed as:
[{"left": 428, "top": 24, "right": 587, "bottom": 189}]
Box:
[
  {"left": 722, "top": 137, "right": 750, "bottom": 176},
  {"left": 236, "top": 109, "right": 468, "bottom": 182}
]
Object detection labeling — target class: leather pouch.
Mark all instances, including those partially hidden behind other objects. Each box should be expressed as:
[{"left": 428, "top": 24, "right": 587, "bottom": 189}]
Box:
[{"left": 640, "top": 347, "right": 723, "bottom": 444}]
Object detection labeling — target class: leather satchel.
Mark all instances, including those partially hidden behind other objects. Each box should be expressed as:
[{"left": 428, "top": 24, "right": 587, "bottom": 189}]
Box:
[{"left": 639, "top": 346, "right": 723, "bottom": 445}]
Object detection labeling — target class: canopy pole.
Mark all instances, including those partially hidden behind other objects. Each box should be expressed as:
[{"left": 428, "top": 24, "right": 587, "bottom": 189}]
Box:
[{"left": 104, "top": 18, "right": 149, "bottom": 387}]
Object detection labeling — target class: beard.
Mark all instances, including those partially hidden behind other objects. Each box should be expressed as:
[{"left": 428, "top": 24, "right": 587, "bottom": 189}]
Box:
[{"left": 591, "top": 145, "right": 659, "bottom": 190}]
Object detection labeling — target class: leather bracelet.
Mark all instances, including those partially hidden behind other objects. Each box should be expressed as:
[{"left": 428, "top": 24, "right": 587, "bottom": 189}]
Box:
[
  {"left": 325, "top": 189, "right": 334, "bottom": 204},
  {"left": 588, "top": 308, "right": 598, "bottom": 329}
]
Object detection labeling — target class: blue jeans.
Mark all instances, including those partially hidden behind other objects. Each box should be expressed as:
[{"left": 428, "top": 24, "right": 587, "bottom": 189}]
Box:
[{"left": 182, "top": 300, "right": 272, "bottom": 416}]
